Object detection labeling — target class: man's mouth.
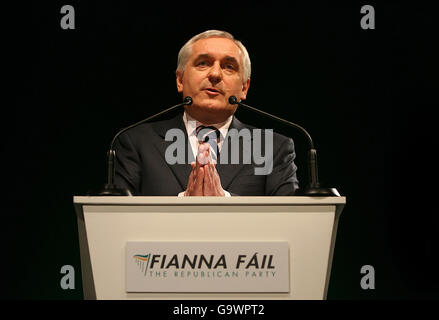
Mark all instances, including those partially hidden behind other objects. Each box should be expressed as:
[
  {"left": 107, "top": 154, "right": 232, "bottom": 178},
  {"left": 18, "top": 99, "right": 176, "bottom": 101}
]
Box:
[{"left": 204, "top": 88, "right": 221, "bottom": 95}]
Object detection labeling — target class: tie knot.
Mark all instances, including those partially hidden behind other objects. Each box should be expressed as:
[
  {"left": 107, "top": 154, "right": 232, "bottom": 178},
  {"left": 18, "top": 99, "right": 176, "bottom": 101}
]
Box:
[{"left": 196, "top": 125, "right": 220, "bottom": 143}]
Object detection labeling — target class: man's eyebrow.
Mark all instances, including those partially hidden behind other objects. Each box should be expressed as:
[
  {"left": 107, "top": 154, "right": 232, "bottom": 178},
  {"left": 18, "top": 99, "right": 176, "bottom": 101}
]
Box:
[
  {"left": 194, "top": 54, "right": 239, "bottom": 64},
  {"left": 223, "top": 56, "right": 239, "bottom": 64}
]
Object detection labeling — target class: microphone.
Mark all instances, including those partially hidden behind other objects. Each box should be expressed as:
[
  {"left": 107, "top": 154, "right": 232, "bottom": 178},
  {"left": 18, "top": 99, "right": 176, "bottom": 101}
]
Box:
[
  {"left": 90, "top": 96, "right": 193, "bottom": 196},
  {"left": 228, "top": 96, "right": 339, "bottom": 197}
]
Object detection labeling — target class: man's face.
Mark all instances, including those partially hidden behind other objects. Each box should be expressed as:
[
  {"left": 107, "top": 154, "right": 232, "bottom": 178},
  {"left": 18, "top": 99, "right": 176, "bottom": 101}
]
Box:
[{"left": 176, "top": 37, "right": 250, "bottom": 124}]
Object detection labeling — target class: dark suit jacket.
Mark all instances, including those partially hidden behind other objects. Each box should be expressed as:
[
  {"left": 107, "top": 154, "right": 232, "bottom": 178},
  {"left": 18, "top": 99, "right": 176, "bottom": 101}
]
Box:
[{"left": 114, "top": 113, "right": 299, "bottom": 196}]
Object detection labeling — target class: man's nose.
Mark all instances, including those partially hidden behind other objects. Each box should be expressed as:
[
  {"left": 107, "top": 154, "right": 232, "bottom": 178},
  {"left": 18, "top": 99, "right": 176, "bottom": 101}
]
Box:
[{"left": 208, "top": 62, "right": 222, "bottom": 84}]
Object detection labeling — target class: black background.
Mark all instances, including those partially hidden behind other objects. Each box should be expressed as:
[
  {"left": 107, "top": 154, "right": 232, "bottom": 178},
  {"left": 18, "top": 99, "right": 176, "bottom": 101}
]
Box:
[{"left": 4, "top": 1, "right": 437, "bottom": 300}]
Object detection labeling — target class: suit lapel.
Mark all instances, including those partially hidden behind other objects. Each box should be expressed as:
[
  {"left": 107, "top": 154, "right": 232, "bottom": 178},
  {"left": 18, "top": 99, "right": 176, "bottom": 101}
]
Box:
[
  {"left": 216, "top": 116, "right": 252, "bottom": 190},
  {"left": 151, "top": 113, "right": 193, "bottom": 190}
]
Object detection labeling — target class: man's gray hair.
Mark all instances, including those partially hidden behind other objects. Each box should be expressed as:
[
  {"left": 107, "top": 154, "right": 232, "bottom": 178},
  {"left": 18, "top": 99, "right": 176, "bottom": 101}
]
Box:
[{"left": 176, "top": 30, "right": 251, "bottom": 83}]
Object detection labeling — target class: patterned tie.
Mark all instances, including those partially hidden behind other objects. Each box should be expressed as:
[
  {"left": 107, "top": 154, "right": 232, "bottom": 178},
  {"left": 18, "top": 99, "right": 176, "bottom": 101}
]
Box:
[{"left": 196, "top": 125, "right": 221, "bottom": 162}]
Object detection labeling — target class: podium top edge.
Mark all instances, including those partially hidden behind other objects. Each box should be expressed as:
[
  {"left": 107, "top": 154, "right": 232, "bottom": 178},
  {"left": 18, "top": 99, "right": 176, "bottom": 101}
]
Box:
[{"left": 73, "top": 196, "right": 346, "bottom": 205}]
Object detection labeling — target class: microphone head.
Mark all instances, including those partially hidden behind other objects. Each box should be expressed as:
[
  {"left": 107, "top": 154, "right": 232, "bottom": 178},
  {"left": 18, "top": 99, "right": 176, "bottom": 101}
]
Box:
[
  {"left": 228, "top": 96, "right": 238, "bottom": 105},
  {"left": 183, "top": 96, "right": 193, "bottom": 105}
]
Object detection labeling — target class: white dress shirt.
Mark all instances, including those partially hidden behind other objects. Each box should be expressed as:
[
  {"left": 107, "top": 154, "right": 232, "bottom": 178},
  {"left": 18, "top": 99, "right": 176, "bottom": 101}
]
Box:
[{"left": 178, "top": 111, "right": 233, "bottom": 197}]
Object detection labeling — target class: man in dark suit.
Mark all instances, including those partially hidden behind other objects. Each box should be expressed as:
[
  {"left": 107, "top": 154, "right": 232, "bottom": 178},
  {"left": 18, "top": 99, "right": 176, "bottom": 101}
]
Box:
[{"left": 114, "top": 30, "right": 299, "bottom": 196}]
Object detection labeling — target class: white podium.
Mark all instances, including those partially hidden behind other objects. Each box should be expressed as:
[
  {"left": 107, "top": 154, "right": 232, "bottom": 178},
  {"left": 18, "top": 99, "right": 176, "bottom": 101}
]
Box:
[{"left": 74, "top": 196, "right": 346, "bottom": 300}]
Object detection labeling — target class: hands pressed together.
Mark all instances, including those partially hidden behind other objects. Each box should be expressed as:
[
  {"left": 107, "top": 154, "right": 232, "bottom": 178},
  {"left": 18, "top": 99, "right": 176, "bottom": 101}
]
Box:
[{"left": 184, "top": 143, "right": 225, "bottom": 196}]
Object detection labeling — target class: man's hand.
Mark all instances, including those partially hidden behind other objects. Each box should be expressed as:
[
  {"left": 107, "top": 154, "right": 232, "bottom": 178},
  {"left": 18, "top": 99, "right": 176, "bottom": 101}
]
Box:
[
  {"left": 184, "top": 161, "right": 204, "bottom": 196},
  {"left": 202, "top": 162, "right": 225, "bottom": 196},
  {"left": 184, "top": 143, "right": 225, "bottom": 196}
]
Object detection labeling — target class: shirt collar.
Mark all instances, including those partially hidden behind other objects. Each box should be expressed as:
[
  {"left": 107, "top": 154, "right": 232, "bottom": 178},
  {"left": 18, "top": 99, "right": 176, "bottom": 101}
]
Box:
[{"left": 183, "top": 110, "right": 233, "bottom": 140}]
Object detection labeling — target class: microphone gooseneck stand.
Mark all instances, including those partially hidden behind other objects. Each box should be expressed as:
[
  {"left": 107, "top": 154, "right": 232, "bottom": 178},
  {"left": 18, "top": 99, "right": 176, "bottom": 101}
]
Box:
[
  {"left": 228, "top": 96, "right": 339, "bottom": 197},
  {"left": 90, "top": 96, "right": 193, "bottom": 196}
]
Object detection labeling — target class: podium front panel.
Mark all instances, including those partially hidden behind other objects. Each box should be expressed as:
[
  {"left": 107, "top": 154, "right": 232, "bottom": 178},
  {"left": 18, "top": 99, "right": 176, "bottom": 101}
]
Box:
[{"left": 74, "top": 196, "right": 345, "bottom": 300}]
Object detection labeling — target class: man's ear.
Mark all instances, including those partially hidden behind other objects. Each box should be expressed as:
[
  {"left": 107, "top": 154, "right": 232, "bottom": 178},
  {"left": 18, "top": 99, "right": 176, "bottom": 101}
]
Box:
[
  {"left": 176, "top": 70, "right": 184, "bottom": 93},
  {"left": 239, "top": 78, "right": 251, "bottom": 101}
]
